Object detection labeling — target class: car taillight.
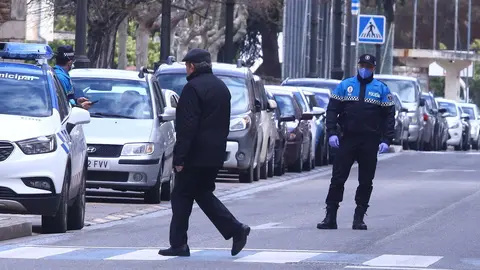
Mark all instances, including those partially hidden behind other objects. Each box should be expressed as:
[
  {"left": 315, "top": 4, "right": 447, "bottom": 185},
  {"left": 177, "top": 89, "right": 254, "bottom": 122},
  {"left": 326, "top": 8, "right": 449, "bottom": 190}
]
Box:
[{"left": 423, "top": 113, "right": 429, "bottom": 121}]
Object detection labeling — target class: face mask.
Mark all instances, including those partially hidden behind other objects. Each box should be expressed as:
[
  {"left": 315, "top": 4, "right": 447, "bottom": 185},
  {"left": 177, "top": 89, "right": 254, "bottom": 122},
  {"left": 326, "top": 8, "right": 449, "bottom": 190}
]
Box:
[{"left": 358, "top": 68, "right": 372, "bottom": 79}]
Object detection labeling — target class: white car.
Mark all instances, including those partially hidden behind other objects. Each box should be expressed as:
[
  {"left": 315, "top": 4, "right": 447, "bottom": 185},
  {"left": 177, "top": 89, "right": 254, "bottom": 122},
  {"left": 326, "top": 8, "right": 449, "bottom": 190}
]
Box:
[
  {"left": 459, "top": 102, "right": 480, "bottom": 150},
  {"left": 436, "top": 98, "right": 467, "bottom": 150},
  {"left": 0, "top": 42, "right": 91, "bottom": 233}
]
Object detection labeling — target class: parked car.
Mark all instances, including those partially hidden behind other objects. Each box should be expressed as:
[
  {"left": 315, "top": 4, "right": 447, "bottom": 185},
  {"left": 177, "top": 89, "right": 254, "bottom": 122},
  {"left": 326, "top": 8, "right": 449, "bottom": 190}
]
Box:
[
  {"left": 459, "top": 102, "right": 480, "bottom": 150},
  {"left": 281, "top": 78, "right": 341, "bottom": 92},
  {"left": 391, "top": 92, "right": 410, "bottom": 148},
  {"left": 375, "top": 75, "right": 426, "bottom": 150},
  {"left": 420, "top": 92, "right": 438, "bottom": 151},
  {"left": 253, "top": 75, "right": 278, "bottom": 179},
  {"left": 422, "top": 92, "right": 449, "bottom": 151},
  {"left": 436, "top": 98, "right": 469, "bottom": 151},
  {"left": 266, "top": 90, "right": 294, "bottom": 176},
  {"left": 70, "top": 68, "right": 177, "bottom": 204},
  {"left": 155, "top": 59, "right": 268, "bottom": 183},
  {"left": 458, "top": 106, "right": 472, "bottom": 151},
  {"left": 265, "top": 87, "right": 313, "bottom": 172}
]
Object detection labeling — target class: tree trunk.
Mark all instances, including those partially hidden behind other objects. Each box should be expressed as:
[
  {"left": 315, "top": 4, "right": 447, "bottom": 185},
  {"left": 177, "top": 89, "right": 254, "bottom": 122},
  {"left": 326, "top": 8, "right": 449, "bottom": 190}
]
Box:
[
  {"left": 117, "top": 18, "right": 129, "bottom": 69},
  {"left": 256, "top": 20, "right": 281, "bottom": 78},
  {"left": 87, "top": 22, "right": 121, "bottom": 68},
  {"left": 136, "top": 22, "right": 150, "bottom": 70}
]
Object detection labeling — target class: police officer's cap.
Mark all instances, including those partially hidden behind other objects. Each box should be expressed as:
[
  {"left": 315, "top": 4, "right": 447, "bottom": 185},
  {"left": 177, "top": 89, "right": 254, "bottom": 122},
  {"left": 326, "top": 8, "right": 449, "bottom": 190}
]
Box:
[
  {"left": 56, "top": 45, "right": 75, "bottom": 61},
  {"left": 182, "top": 48, "right": 211, "bottom": 64},
  {"left": 358, "top": 54, "right": 376, "bottom": 66}
]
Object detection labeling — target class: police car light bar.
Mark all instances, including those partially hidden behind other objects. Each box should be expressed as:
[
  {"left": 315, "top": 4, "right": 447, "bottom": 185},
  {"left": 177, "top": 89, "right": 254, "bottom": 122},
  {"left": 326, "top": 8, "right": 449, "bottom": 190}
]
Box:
[{"left": 0, "top": 42, "right": 54, "bottom": 61}]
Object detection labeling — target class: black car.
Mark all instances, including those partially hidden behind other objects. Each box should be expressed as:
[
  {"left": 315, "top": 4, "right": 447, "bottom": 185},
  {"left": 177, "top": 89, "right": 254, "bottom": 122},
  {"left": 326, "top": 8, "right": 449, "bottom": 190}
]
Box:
[
  {"left": 281, "top": 78, "right": 341, "bottom": 92},
  {"left": 155, "top": 59, "right": 275, "bottom": 183},
  {"left": 265, "top": 86, "right": 313, "bottom": 173},
  {"left": 421, "top": 92, "right": 449, "bottom": 151}
]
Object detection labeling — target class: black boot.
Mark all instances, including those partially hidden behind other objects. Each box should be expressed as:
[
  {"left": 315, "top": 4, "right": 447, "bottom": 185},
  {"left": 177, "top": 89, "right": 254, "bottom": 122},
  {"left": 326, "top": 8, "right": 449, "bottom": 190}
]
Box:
[
  {"left": 158, "top": 244, "right": 190, "bottom": 257},
  {"left": 352, "top": 205, "right": 368, "bottom": 230},
  {"left": 316, "top": 204, "right": 339, "bottom": 229}
]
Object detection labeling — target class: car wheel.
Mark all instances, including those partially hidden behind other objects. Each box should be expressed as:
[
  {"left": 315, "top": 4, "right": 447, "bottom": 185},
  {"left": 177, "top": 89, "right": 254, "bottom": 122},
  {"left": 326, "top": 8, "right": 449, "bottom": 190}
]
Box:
[
  {"left": 42, "top": 166, "right": 69, "bottom": 234},
  {"left": 160, "top": 169, "right": 174, "bottom": 201},
  {"left": 144, "top": 163, "right": 163, "bottom": 204},
  {"left": 289, "top": 147, "right": 303, "bottom": 173},
  {"left": 303, "top": 148, "right": 312, "bottom": 171},
  {"left": 267, "top": 149, "right": 274, "bottom": 178},
  {"left": 260, "top": 160, "right": 268, "bottom": 180},
  {"left": 239, "top": 149, "right": 257, "bottom": 183},
  {"left": 67, "top": 162, "right": 86, "bottom": 231}
]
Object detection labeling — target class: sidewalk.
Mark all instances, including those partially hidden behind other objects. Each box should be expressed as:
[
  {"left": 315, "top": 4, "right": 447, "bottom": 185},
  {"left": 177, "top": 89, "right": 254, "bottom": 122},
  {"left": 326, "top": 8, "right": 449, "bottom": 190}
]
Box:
[{"left": 0, "top": 216, "right": 32, "bottom": 241}]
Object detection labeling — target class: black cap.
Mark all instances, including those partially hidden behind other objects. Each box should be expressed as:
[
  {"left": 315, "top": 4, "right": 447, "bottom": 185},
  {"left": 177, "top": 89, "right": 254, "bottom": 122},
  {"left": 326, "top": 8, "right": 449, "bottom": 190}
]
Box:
[
  {"left": 182, "top": 48, "right": 211, "bottom": 63},
  {"left": 56, "top": 45, "right": 75, "bottom": 61},
  {"left": 358, "top": 54, "right": 376, "bottom": 66}
]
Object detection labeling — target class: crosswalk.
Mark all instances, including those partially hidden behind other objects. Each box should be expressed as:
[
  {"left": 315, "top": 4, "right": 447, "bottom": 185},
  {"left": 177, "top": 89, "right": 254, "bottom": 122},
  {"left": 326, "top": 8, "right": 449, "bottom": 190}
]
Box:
[{"left": 0, "top": 245, "right": 474, "bottom": 269}]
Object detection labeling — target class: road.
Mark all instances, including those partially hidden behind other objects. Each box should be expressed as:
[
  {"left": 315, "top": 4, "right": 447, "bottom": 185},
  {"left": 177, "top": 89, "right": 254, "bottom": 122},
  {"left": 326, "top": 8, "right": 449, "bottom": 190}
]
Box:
[{"left": 0, "top": 150, "right": 480, "bottom": 270}]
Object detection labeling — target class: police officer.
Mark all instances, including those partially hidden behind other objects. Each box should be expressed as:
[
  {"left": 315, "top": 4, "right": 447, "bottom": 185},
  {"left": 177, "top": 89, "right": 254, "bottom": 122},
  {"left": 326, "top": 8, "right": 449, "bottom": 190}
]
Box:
[
  {"left": 54, "top": 45, "right": 91, "bottom": 110},
  {"left": 158, "top": 49, "right": 250, "bottom": 257},
  {"left": 317, "top": 54, "right": 395, "bottom": 230}
]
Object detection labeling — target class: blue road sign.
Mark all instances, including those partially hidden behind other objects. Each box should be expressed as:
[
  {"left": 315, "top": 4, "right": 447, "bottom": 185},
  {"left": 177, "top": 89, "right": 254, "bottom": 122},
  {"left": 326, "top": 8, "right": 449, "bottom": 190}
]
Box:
[{"left": 357, "top": 14, "right": 386, "bottom": 44}]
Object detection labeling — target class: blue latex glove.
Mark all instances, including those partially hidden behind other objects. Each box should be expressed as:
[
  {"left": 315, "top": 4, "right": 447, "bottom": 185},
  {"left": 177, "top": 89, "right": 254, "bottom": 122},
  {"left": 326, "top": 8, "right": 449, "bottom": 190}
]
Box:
[
  {"left": 378, "top": 143, "right": 389, "bottom": 153},
  {"left": 328, "top": 135, "right": 339, "bottom": 148}
]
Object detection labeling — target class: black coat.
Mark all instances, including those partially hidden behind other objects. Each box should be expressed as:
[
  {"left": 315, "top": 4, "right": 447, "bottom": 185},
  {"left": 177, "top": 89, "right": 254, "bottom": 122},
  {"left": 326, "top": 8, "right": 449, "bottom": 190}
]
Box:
[{"left": 173, "top": 66, "right": 231, "bottom": 168}]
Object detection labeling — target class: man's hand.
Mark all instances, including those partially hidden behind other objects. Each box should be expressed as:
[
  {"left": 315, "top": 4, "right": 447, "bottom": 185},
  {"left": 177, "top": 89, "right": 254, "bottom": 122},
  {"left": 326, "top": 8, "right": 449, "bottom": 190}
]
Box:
[
  {"left": 175, "top": 166, "right": 183, "bottom": 172},
  {"left": 80, "top": 101, "right": 92, "bottom": 110},
  {"left": 77, "top": 97, "right": 89, "bottom": 103}
]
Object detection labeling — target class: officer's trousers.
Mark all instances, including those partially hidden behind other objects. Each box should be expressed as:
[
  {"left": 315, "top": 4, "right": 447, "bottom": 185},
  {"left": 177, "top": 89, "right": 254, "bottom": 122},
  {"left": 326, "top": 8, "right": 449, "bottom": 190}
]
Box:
[
  {"left": 325, "top": 135, "right": 378, "bottom": 207},
  {"left": 169, "top": 166, "right": 242, "bottom": 247}
]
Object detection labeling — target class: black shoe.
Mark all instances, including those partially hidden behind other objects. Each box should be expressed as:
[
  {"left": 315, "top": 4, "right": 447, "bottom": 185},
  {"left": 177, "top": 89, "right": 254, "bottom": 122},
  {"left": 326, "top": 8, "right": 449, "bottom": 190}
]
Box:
[
  {"left": 317, "top": 204, "right": 339, "bottom": 229},
  {"left": 231, "top": 224, "right": 250, "bottom": 256},
  {"left": 158, "top": 245, "right": 190, "bottom": 257},
  {"left": 352, "top": 205, "right": 368, "bottom": 230}
]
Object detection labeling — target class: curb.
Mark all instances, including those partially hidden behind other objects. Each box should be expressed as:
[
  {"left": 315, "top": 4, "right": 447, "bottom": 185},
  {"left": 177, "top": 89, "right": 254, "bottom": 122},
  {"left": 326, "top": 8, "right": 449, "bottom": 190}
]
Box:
[
  {"left": 388, "top": 145, "right": 403, "bottom": 153},
  {"left": 0, "top": 218, "right": 32, "bottom": 241}
]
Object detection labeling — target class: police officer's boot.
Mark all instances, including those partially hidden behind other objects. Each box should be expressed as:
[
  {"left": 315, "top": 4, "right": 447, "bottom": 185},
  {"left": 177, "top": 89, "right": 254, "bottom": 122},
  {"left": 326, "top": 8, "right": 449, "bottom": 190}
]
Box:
[
  {"left": 352, "top": 205, "right": 368, "bottom": 230},
  {"left": 316, "top": 204, "right": 339, "bottom": 229}
]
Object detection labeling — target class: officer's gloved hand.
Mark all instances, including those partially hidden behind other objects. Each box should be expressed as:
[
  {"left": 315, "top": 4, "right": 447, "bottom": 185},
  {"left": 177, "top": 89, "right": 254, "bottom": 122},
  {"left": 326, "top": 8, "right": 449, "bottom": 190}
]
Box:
[
  {"left": 328, "top": 135, "right": 339, "bottom": 148},
  {"left": 378, "top": 143, "right": 389, "bottom": 153}
]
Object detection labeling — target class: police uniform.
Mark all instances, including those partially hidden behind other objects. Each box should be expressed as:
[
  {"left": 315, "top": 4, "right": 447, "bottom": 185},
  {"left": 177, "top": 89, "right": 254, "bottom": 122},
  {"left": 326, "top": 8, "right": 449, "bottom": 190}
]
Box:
[
  {"left": 53, "top": 46, "right": 85, "bottom": 105},
  {"left": 317, "top": 54, "right": 395, "bottom": 230}
]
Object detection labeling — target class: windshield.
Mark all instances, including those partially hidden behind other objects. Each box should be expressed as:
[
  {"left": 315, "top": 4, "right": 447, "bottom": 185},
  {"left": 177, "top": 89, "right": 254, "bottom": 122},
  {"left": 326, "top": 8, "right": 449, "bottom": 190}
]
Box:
[
  {"left": 283, "top": 80, "right": 338, "bottom": 91},
  {"left": 72, "top": 78, "right": 153, "bottom": 119},
  {"left": 156, "top": 73, "right": 249, "bottom": 115},
  {"left": 293, "top": 92, "right": 308, "bottom": 112},
  {"left": 273, "top": 94, "right": 296, "bottom": 117},
  {"left": 461, "top": 106, "right": 475, "bottom": 119},
  {"left": 0, "top": 72, "right": 52, "bottom": 117},
  {"left": 379, "top": 79, "right": 417, "bottom": 103},
  {"left": 304, "top": 94, "right": 318, "bottom": 110},
  {"left": 314, "top": 93, "right": 329, "bottom": 109},
  {"left": 438, "top": 102, "right": 457, "bottom": 117}
]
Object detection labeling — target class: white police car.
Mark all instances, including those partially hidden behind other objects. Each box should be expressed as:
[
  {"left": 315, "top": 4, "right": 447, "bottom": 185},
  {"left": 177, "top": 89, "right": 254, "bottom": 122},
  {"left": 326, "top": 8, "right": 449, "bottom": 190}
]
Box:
[{"left": 0, "top": 43, "right": 90, "bottom": 233}]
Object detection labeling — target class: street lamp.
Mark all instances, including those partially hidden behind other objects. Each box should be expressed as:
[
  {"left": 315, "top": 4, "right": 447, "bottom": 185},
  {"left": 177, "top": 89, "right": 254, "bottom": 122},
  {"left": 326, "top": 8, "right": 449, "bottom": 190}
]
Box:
[
  {"left": 160, "top": 0, "right": 172, "bottom": 62},
  {"left": 74, "top": 0, "right": 90, "bottom": 68},
  {"left": 224, "top": 0, "right": 235, "bottom": 63}
]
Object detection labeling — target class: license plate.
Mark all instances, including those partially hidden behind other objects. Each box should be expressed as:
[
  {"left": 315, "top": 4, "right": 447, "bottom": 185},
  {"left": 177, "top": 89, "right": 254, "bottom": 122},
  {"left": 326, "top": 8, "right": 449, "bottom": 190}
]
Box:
[{"left": 88, "top": 159, "right": 109, "bottom": 169}]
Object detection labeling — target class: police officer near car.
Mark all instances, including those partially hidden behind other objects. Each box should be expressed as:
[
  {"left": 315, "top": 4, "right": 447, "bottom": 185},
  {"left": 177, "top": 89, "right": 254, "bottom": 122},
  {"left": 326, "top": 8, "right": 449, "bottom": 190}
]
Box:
[
  {"left": 54, "top": 45, "right": 91, "bottom": 110},
  {"left": 158, "top": 49, "right": 250, "bottom": 257},
  {"left": 317, "top": 54, "right": 395, "bottom": 230}
]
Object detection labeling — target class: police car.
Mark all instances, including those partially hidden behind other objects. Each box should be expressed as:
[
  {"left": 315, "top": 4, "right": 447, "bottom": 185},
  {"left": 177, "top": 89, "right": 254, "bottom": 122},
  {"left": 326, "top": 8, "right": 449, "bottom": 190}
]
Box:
[{"left": 0, "top": 43, "right": 90, "bottom": 233}]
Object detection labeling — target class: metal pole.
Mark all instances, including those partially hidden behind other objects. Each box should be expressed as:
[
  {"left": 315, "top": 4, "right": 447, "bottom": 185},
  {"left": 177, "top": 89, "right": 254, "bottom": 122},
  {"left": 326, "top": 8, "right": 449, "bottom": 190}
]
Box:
[
  {"left": 320, "top": 1, "right": 329, "bottom": 78},
  {"left": 344, "top": 0, "right": 352, "bottom": 77},
  {"left": 433, "top": 0, "right": 437, "bottom": 49},
  {"left": 308, "top": 0, "right": 319, "bottom": 77},
  {"left": 160, "top": 0, "right": 172, "bottom": 62},
  {"left": 454, "top": 0, "right": 458, "bottom": 52},
  {"left": 74, "top": 0, "right": 89, "bottom": 68},
  {"left": 412, "top": 0, "right": 417, "bottom": 48},
  {"left": 224, "top": 0, "right": 235, "bottom": 64},
  {"left": 375, "top": 0, "right": 381, "bottom": 74},
  {"left": 330, "top": 0, "right": 344, "bottom": 80},
  {"left": 466, "top": 0, "right": 471, "bottom": 101},
  {"left": 351, "top": 15, "right": 357, "bottom": 77}
]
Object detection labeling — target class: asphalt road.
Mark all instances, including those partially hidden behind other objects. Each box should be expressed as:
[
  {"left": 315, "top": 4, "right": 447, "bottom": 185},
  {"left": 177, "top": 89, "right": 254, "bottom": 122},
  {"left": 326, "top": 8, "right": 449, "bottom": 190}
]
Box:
[{"left": 1, "top": 151, "right": 480, "bottom": 270}]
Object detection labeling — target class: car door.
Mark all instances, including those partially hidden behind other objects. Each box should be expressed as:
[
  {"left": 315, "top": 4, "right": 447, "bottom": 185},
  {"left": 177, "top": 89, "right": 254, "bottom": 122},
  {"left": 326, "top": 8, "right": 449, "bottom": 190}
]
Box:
[{"left": 52, "top": 72, "right": 83, "bottom": 199}]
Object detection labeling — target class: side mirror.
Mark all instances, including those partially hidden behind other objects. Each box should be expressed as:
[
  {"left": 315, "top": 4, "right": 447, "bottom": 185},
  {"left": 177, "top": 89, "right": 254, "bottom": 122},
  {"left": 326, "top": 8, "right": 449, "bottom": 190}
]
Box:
[
  {"left": 160, "top": 107, "right": 176, "bottom": 122},
  {"left": 461, "top": 113, "right": 470, "bottom": 120},
  {"left": 279, "top": 115, "right": 296, "bottom": 122},
  {"left": 66, "top": 107, "right": 91, "bottom": 133},
  {"left": 441, "top": 112, "right": 450, "bottom": 118},
  {"left": 311, "top": 106, "right": 326, "bottom": 116},
  {"left": 267, "top": 99, "right": 277, "bottom": 111},
  {"left": 300, "top": 112, "right": 314, "bottom": 120},
  {"left": 254, "top": 99, "right": 262, "bottom": 112},
  {"left": 419, "top": 98, "right": 426, "bottom": 107},
  {"left": 400, "top": 107, "right": 409, "bottom": 113},
  {"left": 438, "top": 108, "right": 447, "bottom": 114},
  {"left": 431, "top": 108, "right": 438, "bottom": 114}
]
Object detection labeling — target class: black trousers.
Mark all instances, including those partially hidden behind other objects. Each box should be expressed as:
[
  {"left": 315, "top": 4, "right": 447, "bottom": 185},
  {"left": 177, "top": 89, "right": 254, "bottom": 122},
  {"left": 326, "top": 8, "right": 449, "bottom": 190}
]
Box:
[
  {"left": 169, "top": 166, "right": 242, "bottom": 247},
  {"left": 325, "top": 136, "right": 378, "bottom": 207}
]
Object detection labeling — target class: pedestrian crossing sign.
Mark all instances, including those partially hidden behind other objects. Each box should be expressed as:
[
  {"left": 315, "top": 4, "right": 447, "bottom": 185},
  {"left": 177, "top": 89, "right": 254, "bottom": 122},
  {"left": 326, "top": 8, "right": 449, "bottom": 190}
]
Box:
[{"left": 357, "top": 15, "right": 386, "bottom": 44}]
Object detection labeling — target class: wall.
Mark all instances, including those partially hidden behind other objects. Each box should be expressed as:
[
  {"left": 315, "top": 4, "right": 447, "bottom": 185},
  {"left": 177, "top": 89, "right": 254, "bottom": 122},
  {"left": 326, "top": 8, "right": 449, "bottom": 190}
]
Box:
[{"left": 0, "top": 0, "right": 27, "bottom": 41}]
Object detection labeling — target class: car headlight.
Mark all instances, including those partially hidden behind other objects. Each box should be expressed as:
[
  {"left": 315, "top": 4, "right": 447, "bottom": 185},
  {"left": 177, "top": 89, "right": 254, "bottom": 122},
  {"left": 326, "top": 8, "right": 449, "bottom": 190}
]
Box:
[
  {"left": 230, "top": 116, "right": 251, "bottom": 131},
  {"left": 121, "top": 143, "right": 154, "bottom": 156},
  {"left": 450, "top": 123, "right": 460, "bottom": 129},
  {"left": 16, "top": 135, "right": 56, "bottom": 155}
]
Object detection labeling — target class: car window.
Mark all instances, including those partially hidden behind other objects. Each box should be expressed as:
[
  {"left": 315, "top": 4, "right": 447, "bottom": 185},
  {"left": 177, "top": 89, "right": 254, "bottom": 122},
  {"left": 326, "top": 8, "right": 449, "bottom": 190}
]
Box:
[
  {"left": 0, "top": 70, "right": 52, "bottom": 117},
  {"left": 273, "top": 94, "right": 297, "bottom": 118},
  {"left": 293, "top": 92, "right": 308, "bottom": 112},
  {"left": 379, "top": 79, "right": 418, "bottom": 103},
  {"left": 255, "top": 80, "right": 269, "bottom": 110},
  {"left": 314, "top": 93, "right": 329, "bottom": 109},
  {"left": 305, "top": 94, "right": 318, "bottom": 110},
  {"left": 53, "top": 75, "right": 70, "bottom": 121},
  {"left": 461, "top": 106, "right": 475, "bottom": 119},
  {"left": 438, "top": 101, "right": 457, "bottom": 117},
  {"left": 72, "top": 78, "right": 153, "bottom": 119}
]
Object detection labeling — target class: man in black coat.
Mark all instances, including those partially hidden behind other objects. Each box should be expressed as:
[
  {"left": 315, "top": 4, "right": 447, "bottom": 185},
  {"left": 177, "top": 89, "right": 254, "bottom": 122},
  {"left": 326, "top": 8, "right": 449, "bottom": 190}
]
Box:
[{"left": 158, "top": 49, "right": 250, "bottom": 257}]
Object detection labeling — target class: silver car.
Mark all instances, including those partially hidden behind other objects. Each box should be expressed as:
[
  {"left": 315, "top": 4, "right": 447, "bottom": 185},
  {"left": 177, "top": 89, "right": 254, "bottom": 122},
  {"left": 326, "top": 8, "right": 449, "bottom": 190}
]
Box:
[{"left": 70, "top": 68, "right": 177, "bottom": 204}]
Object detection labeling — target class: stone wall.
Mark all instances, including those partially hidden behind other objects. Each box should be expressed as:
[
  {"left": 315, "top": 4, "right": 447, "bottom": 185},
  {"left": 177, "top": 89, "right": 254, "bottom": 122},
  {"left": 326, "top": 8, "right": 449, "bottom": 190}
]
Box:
[{"left": 0, "top": 0, "right": 26, "bottom": 41}]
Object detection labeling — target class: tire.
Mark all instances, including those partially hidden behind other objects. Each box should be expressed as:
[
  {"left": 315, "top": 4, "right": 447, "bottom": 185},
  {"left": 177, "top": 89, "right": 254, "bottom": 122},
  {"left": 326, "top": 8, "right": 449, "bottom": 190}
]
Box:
[
  {"left": 267, "top": 149, "right": 274, "bottom": 178},
  {"left": 274, "top": 149, "right": 285, "bottom": 176},
  {"left": 253, "top": 162, "right": 260, "bottom": 181},
  {"left": 315, "top": 136, "right": 325, "bottom": 166},
  {"left": 239, "top": 166, "right": 254, "bottom": 183},
  {"left": 473, "top": 137, "right": 479, "bottom": 150},
  {"left": 144, "top": 163, "right": 163, "bottom": 204},
  {"left": 442, "top": 141, "right": 448, "bottom": 151},
  {"left": 289, "top": 148, "right": 303, "bottom": 173},
  {"left": 67, "top": 163, "right": 86, "bottom": 231},
  {"left": 260, "top": 161, "right": 268, "bottom": 179},
  {"left": 303, "top": 148, "right": 312, "bottom": 171},
  {"left": 42, "top": 166, "right": 69, "bottom": 234},
  {"left": 160, "top": 170, "right": 173, "bottom": 201}
]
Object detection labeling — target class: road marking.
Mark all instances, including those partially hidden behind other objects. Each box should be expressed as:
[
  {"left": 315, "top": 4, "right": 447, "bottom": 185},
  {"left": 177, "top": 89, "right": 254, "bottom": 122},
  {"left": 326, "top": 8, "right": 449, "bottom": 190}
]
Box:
[
  {"left": 413, "top": 169, "right": 476, "bottom": 173},
  {"left": 234, "top": 251, "right": 320, "bottom": 263},
  {"left": 105, "top": 249, "right": 201, "bottom": 260},
  {"left": 251, "top": 222, "right": 294, "bottom": 230},
  {"left": 346, "top": 266, "right": 451, "bottom": 270},
  {"left": 363, "top": 254, "right": 443, "bottom": 267},
  {"left": 0, "top": 246, "right": 80, "bottom": 259}
]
